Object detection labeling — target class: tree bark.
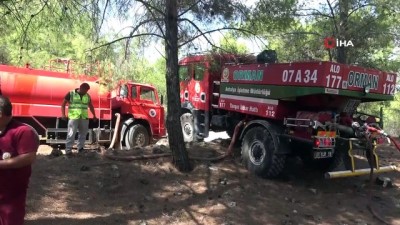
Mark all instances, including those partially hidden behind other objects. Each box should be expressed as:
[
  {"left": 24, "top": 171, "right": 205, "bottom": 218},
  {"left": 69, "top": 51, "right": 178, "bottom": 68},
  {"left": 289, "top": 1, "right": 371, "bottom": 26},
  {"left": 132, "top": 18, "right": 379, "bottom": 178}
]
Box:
[
  {"left": 164, "top": 0, "right": 192, "bottom": 172},
  {"left": 337, "top": 0, "right": 349, "bottom": 64}
]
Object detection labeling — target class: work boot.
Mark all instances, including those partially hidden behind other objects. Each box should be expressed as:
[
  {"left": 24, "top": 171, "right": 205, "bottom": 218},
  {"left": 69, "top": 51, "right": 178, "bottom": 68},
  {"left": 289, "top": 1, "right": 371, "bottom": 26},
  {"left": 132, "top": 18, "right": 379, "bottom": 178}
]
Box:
[{"left": 78, "top": 148, "right": 85, "bottom": 153}]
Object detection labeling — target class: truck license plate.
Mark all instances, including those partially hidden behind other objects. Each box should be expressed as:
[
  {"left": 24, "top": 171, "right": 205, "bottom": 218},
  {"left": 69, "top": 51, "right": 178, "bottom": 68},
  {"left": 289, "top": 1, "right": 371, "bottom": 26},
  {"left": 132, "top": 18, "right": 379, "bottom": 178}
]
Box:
[{"left": 313, "top": 150, "right": 333, "bottom": 159}]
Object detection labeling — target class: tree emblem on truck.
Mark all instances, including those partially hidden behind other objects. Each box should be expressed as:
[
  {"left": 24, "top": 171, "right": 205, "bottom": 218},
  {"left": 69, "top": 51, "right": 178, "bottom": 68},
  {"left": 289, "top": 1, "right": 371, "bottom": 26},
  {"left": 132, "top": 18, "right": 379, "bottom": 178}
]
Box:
[
  {"left": 222, "top": 68, "right": 230, "bottom": 82},
  {"left": 195, "top": 82, "right": 201, "bottom": 93},
  {"left": 149, "top": 109, "right": 157, "bottom": 117}
]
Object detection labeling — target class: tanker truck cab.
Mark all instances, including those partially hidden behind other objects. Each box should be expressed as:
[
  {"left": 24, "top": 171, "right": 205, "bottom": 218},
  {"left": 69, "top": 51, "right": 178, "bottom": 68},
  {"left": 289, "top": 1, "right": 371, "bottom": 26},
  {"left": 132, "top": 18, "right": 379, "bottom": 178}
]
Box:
[
  {"left": 179, "top": 58, "right": 212, "bottom": 142},
  {"left": 114, "top": 82, "right": 166, "bottom": 149},
  {"left": 179, "top": 53, "right": 257, "bottom": 142}
]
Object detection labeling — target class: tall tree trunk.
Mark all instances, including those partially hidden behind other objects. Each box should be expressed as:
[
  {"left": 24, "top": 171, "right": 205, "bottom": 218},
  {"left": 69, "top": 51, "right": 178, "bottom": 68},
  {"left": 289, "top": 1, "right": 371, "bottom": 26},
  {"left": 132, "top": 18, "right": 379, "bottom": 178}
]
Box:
[
  {"left": 164, "top": 0, "right": 192, "bottom": 172},
  {"left": 337, "top": 0, "right": 349, "bottom": 64}
]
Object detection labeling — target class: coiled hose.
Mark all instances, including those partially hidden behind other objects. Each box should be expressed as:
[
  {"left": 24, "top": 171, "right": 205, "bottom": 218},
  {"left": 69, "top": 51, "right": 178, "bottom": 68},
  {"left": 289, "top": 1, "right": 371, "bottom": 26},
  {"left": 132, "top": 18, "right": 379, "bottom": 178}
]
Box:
[{"left": 365, "top": 127, "right": 400, "bottom": 225}]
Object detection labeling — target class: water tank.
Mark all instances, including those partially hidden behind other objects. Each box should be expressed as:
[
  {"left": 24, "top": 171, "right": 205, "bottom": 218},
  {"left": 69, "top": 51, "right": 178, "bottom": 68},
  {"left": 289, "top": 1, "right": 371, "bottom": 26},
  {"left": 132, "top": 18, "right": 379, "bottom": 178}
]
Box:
[{"left": 0, "top": 65, "right": 111, "bottom": 118}]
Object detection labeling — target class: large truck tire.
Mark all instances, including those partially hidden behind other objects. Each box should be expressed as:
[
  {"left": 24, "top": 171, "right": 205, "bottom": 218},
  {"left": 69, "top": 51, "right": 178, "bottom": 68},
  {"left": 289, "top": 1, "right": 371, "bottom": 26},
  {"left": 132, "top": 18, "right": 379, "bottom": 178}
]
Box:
[
  {"left": 180, "top": 112, "right": 195, "bottom": 142},
  {"left": 241, "top": 126, "right": 286, "bottom": 178},
  {"left": 126, "top": 124, "right": 150, "bottom": 149}
]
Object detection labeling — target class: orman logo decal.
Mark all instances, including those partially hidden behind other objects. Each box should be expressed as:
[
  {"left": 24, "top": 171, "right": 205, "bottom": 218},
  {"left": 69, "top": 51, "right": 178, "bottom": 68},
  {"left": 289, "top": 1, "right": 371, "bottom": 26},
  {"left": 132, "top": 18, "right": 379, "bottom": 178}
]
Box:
[{"left": 221, "top": 68, "right": 229, "bottom": 82}]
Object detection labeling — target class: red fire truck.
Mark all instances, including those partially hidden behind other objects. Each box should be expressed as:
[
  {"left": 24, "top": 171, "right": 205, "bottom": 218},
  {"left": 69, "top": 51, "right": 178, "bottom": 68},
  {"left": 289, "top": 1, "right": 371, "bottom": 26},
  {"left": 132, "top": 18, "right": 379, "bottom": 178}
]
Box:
[
  {"left": 0, "top": 59, "right": 166, "bottom": 150},
  {"left": 179, "top": 51, "right": 398, "bottom": 179}
]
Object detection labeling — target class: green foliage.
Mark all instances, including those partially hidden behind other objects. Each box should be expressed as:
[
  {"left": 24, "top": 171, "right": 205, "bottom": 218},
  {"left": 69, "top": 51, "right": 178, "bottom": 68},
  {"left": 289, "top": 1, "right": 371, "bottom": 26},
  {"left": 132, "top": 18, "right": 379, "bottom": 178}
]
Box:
[
  {"left": 178, "top": 0, "right": 250, "bottom": 23},
  {"left": 267, "top": 22, "right": 328, "bottom": 62},
  {"left": 250, "top": 0, "right": 400, "bottom": 70},
  {"left": 212, "top": 32, "right": 249, "bottom": 54},
  {"left": 100, "top": 54, "right": 167, "bottom": 100},
  {"left": 247, "top": 0, "right": 298, "bottom": 33},
  {"left": 0, "top": 46, "right": 8, "bottom": 64},
  {"left": 383, "top": 94, "right": 400, "bottom": 136},
  {"left": 358, "top": 93, "right": 400, "bottom": 136},
  {"left": 0, "top": 0, "right": 115, "bottom": 69}
]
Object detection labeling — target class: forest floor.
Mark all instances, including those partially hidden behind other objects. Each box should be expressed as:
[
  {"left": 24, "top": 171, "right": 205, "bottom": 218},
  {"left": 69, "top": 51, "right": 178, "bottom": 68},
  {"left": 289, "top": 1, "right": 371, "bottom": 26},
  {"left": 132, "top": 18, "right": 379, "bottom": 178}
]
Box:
[{"left": 25, "top": 132, "right": 400, "bottom": 225}]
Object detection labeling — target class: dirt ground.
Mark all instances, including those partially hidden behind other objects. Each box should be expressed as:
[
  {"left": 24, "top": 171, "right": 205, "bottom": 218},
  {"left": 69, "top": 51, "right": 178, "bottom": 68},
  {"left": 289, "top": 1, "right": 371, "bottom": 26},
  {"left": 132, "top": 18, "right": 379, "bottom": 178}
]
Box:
[{"left": 25, "top": 133, "right": 400, "bottom": 225}]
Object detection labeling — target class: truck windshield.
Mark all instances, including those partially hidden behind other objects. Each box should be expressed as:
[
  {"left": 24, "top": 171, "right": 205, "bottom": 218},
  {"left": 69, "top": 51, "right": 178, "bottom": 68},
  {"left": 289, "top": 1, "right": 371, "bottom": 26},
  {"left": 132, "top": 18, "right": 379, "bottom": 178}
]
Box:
[
  {"left": 194, "top": 64, "right": 205, "bottom": 81},
  {"left": 179, "top": 65, "right": 190, "bottom": 81},
  {"left": 140, "top": 87, "right": 156, "bottom": 103}
]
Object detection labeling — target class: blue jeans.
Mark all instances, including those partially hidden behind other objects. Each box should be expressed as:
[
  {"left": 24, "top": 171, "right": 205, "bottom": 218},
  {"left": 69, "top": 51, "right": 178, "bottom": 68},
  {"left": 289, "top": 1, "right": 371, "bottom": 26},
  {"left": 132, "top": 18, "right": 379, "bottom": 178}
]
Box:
[{"left": 65, "top": 119, "right": 89, "bottom": 151}]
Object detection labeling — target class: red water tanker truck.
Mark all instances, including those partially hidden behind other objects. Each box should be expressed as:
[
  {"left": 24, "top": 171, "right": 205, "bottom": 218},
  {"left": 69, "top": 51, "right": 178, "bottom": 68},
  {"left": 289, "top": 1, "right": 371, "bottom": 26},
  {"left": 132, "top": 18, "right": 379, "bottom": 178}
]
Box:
[
  {"left": 0, "top": 59, "right": 166, "bottom": 151},
  {"left": 179, "top": 51, "right": 399, "bottom": 179}
]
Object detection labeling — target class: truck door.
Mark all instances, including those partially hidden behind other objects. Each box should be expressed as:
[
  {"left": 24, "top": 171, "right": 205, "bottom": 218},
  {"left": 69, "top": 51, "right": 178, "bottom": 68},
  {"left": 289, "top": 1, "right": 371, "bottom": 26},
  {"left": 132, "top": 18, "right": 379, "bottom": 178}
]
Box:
[{"left": 136, "top": 86, "right": 165, "bottom": 137}]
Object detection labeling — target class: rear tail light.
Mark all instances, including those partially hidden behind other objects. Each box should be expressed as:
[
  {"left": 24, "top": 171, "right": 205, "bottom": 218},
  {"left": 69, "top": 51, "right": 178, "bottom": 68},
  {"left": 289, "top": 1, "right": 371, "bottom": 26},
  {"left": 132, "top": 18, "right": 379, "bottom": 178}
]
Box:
[
  {"left": 314, "top": 137, "right": 334, "bottom": 148},
  {"left": 323, "top": 138, "right": 331, "bottom": 146},
  {"left": 314, "top": 139, "right": 321, "bottom": 147}
]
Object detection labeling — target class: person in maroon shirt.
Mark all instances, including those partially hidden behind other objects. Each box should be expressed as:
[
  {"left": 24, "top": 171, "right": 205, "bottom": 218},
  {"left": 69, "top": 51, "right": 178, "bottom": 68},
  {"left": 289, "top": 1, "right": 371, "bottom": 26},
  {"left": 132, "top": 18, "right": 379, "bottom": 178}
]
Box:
[{"left": 0, "top": 95, "right": 39, "bottom": 225}]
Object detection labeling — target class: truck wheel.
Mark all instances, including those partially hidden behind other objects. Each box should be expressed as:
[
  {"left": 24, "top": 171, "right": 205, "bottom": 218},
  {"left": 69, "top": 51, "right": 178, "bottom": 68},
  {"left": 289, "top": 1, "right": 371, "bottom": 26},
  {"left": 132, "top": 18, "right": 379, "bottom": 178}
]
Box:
[
  {"left": 126, "top": 124, "right": 150, "bottom": 149},
  {"left": 241, "top": 126, "right": 286, "bottom": 178},
  {"left": 180, "top": 112, "right": 195, "bottom": 142},
  {"left": 120, "top": 118, "right": 135, "bottom": 147}
]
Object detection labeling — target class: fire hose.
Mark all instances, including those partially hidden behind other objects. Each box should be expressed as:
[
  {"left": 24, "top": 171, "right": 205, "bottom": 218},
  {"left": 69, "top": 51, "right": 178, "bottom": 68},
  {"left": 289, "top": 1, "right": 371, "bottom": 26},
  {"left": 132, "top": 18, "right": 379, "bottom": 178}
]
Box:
[
  {"left": 359, "top": 124, "right": 399, "bottom": 225},
  {"left": 102, "top": 113, "right": 244, "bottom": 162},
  {"left": 107, "top": 113, "right": 121, "bottom": 150}
]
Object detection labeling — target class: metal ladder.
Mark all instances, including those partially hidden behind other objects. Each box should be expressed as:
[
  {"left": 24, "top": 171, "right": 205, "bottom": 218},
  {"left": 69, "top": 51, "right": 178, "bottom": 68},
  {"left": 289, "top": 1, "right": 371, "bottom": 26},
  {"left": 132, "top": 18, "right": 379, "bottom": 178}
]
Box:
[{"left": 211, "top": 80, "right": 220, "bottom": 108}]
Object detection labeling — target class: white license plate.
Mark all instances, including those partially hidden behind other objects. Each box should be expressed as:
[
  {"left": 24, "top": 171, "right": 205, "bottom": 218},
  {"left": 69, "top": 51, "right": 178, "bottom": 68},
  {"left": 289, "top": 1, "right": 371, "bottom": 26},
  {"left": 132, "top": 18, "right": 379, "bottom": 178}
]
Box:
[{"left": 313, "top": 150, "right": 333, "bottom": 159}]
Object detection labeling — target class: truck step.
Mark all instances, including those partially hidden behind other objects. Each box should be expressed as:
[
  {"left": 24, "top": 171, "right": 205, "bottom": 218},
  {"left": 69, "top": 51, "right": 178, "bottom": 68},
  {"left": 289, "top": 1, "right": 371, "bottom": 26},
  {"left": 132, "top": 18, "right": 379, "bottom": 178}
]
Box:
[
  {"left": 213, "top": 93, "right": 220, "bottom": 96},
  {"left": 212, "top": 104, "right": 219, "bottom": 108}
]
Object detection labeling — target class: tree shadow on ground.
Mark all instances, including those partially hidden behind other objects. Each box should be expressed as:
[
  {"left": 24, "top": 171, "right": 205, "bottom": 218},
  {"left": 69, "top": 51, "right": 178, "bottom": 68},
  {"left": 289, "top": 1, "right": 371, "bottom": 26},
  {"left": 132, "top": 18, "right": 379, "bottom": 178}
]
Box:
[{"left": 25, "top": 142, "right": 400, "bottom": 225}]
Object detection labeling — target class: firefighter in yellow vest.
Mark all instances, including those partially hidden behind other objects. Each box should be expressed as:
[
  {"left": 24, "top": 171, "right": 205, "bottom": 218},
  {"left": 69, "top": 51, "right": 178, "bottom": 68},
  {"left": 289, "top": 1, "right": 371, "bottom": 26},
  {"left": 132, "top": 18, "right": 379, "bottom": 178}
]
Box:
[{"left": 61, "top": 83, "right": 97, "bottom": 155}]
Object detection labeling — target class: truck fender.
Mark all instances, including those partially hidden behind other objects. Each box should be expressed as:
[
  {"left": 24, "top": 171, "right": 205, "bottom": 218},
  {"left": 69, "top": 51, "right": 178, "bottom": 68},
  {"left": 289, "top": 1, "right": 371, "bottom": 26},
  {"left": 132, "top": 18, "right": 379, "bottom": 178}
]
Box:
[
  {"left": 131, "top": 114, "right": 154, "bottom": 136},
  {"left": 239, "top": 120, "right": 291, "bottom": 154},
  {"left": 120, "top": 118, "right": 135, "bottom": 145},
  {"left": 181, "top": 102, "right": 195, "bottom": 112}
]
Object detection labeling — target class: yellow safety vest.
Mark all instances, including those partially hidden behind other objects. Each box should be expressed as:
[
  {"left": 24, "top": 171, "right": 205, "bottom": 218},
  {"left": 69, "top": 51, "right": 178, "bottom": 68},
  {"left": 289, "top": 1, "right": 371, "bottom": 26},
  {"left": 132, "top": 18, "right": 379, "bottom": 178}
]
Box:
[{"left": 68, "top": 90, "right": 89, "bottom": 119}]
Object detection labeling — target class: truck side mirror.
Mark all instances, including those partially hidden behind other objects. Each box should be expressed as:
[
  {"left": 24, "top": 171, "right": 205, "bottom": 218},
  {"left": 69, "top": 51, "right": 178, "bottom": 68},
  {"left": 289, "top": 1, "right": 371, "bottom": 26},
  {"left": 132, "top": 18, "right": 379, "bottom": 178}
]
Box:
[{"left": 160, "top": 95, "right": 164, "bottom": 105}]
